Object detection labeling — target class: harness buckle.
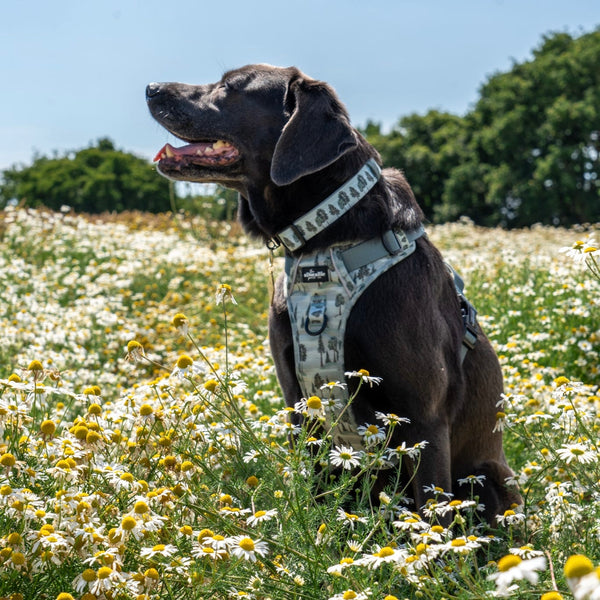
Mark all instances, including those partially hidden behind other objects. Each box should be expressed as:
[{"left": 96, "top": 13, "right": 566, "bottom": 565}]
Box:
[{"left": 381, "top": 230, "right": 408, "bottom": 256}]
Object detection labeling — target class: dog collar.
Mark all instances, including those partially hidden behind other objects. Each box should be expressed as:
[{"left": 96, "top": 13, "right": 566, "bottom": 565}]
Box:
[{"left": 268, "top": 158, "right": 382, "bottom": 252}]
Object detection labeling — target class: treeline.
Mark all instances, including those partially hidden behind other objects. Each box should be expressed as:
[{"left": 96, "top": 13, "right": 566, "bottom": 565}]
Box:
[
  {"left": 363, "top": 28, "right": 600, "bottom": 227},
  {"left": 1, "top": 29, "right": 598, "bottom": 226}
]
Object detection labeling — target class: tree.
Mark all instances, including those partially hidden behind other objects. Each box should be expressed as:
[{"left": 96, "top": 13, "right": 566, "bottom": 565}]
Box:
[
  {"left": 364, "top": 29, "right": 600, "bottom": 227},
  {"left": 0, "top": 138, "right": 171, "bottom": 213},
  {"left": 440, "top": 29, "right": 600, "bottom": 227}
]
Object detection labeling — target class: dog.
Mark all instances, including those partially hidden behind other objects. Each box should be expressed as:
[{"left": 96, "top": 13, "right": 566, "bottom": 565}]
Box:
[{"left": 146, "top": 64, "right": 521, "bottom": 522}]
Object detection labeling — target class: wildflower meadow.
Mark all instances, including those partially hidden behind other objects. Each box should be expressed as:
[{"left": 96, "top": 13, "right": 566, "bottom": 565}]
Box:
[{"left": 0, "top": 206, "right": 599, "bottom": 600}]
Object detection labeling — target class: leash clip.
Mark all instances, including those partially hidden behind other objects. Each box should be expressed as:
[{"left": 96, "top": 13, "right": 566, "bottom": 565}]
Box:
[
  {"left": 266, "top": 236, "right": 281, "bottom": 250},
  {"left": 304, "top": 295, "right": 328, "bottom": 336}
]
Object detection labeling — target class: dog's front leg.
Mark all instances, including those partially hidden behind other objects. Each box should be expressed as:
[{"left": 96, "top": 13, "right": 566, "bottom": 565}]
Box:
[{"left": 402, "top": 423, "right": 453, "bottom": 518}]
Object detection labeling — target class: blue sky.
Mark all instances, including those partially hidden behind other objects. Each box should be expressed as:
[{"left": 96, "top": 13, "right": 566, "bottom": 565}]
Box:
[{"left": 2, "top": 0, "right": 598, "bottom": 171}]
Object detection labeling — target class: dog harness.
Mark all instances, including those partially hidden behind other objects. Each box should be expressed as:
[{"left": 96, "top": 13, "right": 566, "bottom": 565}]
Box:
[{"left": 270, "top": 159, "right": 477, "bottom": 450}]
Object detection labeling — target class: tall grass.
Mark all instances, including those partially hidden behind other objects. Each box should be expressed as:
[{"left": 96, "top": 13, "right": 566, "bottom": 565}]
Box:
[{"left": 0, "top": 207, "right": 599, "bottom": 600}]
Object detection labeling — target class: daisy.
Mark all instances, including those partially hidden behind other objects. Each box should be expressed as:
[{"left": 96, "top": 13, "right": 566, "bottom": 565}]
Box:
[
  {"left": 294, "top": 396, "right": 326, "bottom": 419},
  {"left": 215, "top": 283, "right": 237, "bottom": 305},
  {"left": 320, "top": 381, "right": 347, "bottom": 392},
  {"left": 375, "top": 411, "right": 411, "bottom": 427},
  {"left": 171, "top": 354, "right": 204, "bottom": 379},
  {"left": 345, "top": 369, "right": 382, "bottom": 387},
  {"left": 439, "top": 536, "right": 484, "bottom": 555},
  {"left": 509, "top": 545, "right": 545, "bottom": 559},
  {"left": 326, "top": 557, "right": 356, "bottom": 575},
  {"left": 228, "top": 535, "right": 268, "bottom": 562},
  {"left": 355, "top": 545, "right": 407, "bottom": 569},
  {"left": 356, "top": 423, "right": 387, "bottom": 446},
  {"left": 330, "top": 445, "right": 362, "bottom": 470},
  {"left": 328, "top": 588, "right": 371, "bottom": 600},
  {"left": 336, "top": 509, "right": 368, "bottom": 529},
  {"left": 456, "top": 474, "right": 486, "bottom": 487},
  {"left": 556, "top": 442, "right": 597, "bottom": 465},
  {"left": 495, "top": 509, "right": 527, "bottom": 526},
  {"left": 246, "top": 508, "right": 277, "bottom": 527},
  {"left": 139, "top": 543, "right": 177, "bottom": 560},
  {"left": 488, "top": 554, "right": 547, "bottom": 597}
]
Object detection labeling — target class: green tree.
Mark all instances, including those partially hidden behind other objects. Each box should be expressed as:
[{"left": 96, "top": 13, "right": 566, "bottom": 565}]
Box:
[
  {"left": 363, "top": 112, "right": 467, "bottom": 221},
  {"left": 440, "top": 29, "right": 600, "bottom": 226},
  {"left": 0, "top": 138, "right": 171, "bottom": 213}
]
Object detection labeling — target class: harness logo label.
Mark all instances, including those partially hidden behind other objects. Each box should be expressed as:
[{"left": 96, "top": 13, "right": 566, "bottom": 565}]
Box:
[{"left": 301, "top": 266, "right": 329, "bottom": 283}]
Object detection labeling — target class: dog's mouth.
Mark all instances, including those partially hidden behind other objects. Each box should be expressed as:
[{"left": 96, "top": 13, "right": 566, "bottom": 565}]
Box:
[{"left": 153, "top": 140, "right": 241, "bottom": 168}]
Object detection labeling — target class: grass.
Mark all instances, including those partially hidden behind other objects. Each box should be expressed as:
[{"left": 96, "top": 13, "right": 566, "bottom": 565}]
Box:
[{"left": 0, "top": 206, "right": 599, "bottom": 600}]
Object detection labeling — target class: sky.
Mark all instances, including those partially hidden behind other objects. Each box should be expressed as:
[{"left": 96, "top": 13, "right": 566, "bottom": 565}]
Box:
[{"left": 2, "top": 0, "right": 599, "bottom": 172}]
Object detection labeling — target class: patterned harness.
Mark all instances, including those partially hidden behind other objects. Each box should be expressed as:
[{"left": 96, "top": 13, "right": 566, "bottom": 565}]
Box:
[{"left": 270, "top": 160, "right": 478, "bottom": 450}]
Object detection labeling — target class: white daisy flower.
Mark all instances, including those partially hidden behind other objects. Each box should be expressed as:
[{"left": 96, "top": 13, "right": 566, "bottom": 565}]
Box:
[
  {"left": 354, "top": 545, "right": 407, "bottom": 569},
  {"left": 488, "top": 555, "right": 547, "bottom": 597},
  {"left": 344, "top": 369, "right": 383, "bottom": 387},
  {"left": 556, "top": 442, "right": 597, "bottom": 464},
  {"left": 329, "top": 445, "right": 362, "bottom": 470},
  {"left": 336, "top": 509, "right": 368, "bottom": 529},
  {"left": 140, "top": 543, "right": 177, "bottom": 560},
  {"left": 246, "top": 508, "right": 277, "bottom": 527},
  {"left": 294, "top": 396, "right": 326, "bottom": 419},
  {"left": 356, "top": 423, "right": 387, "bottom": 446},
  {"left": 228, "top": 535, "right": 269, "bottom": 562}
]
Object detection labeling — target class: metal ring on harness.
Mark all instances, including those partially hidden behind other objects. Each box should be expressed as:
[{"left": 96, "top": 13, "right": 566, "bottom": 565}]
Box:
[{"left": 305, "top": 314, "right": 328, "bottom": 336}]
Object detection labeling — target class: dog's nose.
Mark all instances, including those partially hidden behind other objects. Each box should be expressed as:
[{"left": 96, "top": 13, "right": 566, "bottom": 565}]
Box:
[{"left": 146, "top": 82, "right": 162, "bottom": 99}]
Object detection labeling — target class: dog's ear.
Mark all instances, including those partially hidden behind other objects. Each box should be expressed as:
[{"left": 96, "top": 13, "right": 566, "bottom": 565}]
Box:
[{"left": 271, "top": 77, "right": 358, "bottom": 186}]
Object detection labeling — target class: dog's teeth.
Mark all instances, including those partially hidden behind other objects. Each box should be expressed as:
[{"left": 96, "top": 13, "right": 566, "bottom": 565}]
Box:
[
  {"left": 213, "top": 140, "right": 227, "bottom": 149},
  {"left": 164, "top": 144, "right": 175, "bottom": 158}
]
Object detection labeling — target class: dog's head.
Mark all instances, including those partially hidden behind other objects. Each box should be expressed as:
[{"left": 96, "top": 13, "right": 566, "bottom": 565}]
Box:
[{"left": 146, "top": 64, "right": 359, "bottom": 190}]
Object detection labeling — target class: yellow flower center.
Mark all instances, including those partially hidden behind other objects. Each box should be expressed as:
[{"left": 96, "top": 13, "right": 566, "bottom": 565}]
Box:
[
  {"left": 342, "top": 592, "right": 357, "bottom": 600},
  {"left": 357, "top": 369, "right": 370, "bottom": 377},
  {"left": 134, "top": 500, "right": 149, "bottom": 514},
  {"left": 0, "top": 453, "right": 16, "bottom": 468},
  {"left": 254, "top": 510, "right": 267, "bottom": 518},
  {"left": 366, "top": 425, "right": 379, "bottom": 435},
  {"left": 145, "top": 568, "right": 159, "bottom": 580},
  {"left": 451, "top": 538, "right": 467, "bottom": 547},
  {"left": 82, "top": 568, "right": 97, "bottom": 582},
  {"left": 376, "top": 546, "right": 395, "bottom": 558},
  {"left": 204, "top": 379, "right": 219, "bottom": 393},
  {"left": 172, "top": 313, "right": 188, "bottom": 327},
  {"left": 28, "top": 360, "right": 43, "bottom": 371},
  {"left": 176, "top": 355, "right": 193, "bottom": 369},
  {"left": 139, "top": 404, "right": 154, "bottom": 416},
  {"left": 97, "top": 566, "right": 112, "bottom": 579},
  {"left": 497, "top": 554, "right": 522, "bottom": 572},
  {"left": 238, "top": 537, "right": 255, "bottom": 552},
  {"left": 306, "top": 396, "right": 322, "bottom": 410},
  {"left": 40, "top": 420, "right": 57, "bottom": 436},
  {"left": 564, "top": 554, "right": 594, "bottom": 579},
  {"left": 121, "top": 516, "right": 137, "bottom": 531}
]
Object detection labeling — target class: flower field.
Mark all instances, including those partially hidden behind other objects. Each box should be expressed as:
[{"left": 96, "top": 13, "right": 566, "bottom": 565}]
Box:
[{"left": 0, "top": 206, "right": 599, "bottom": 600}]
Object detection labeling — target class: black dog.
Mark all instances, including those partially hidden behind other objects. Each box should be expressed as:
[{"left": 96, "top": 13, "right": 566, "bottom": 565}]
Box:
[{"left": 146, "top": 64, "right": 521, "bottom": 522}]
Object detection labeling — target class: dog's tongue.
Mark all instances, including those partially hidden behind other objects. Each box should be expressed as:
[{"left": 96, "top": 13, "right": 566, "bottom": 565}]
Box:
[{"left": 153, "top": 140, "right": 234, "bottom": 162}]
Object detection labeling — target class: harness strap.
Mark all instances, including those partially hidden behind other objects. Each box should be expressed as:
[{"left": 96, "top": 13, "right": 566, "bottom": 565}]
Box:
[
  {"left": 340, "top": 226, "right": 425, "bottom": 273},
  {"left": 446, "top": 264, "right": 478, "bottom": 362}
]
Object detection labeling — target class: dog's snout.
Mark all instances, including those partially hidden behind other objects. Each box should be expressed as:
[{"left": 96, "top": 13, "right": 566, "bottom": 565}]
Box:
[{"left": 146, "top": 82, "right": 163, "bottom": 99}]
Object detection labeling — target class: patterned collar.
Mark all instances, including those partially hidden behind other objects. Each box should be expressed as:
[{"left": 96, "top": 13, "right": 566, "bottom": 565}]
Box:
[{"left": 268, "top": 158, "right": 382, "bottom": 252}]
